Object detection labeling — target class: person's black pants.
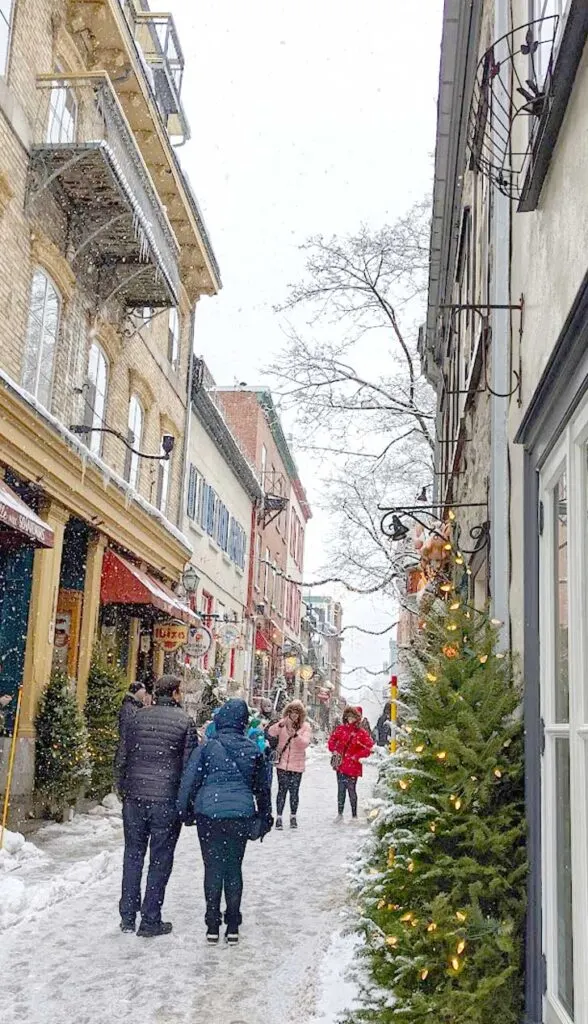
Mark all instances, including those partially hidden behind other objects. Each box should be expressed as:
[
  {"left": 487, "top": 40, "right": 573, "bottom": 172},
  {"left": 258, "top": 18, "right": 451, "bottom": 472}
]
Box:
[
  {"left": 337, "top": 772, "right": 358, "bottom": 816},
  {"left": 196, "top": 816, "right": 249, "bottom": 932},
  {"left": 120, "top": 798, "right": 181, "bottom": 925},
  {"left": 276, "top": 769, "right": 302, "bottom": 816}
]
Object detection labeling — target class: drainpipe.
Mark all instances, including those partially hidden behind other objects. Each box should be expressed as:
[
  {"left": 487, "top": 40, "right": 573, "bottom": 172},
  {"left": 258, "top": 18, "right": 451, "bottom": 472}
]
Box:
[
  {"left": 490, "top": 0, "right": 511, "bottom": 652},
  {"left": 177, "top": 305, "right": 196, "bottom": 539}
]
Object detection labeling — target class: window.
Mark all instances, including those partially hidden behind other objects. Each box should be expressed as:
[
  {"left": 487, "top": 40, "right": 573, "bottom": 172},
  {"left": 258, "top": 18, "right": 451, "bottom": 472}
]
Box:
[
  {"left": 47, "top": 79, "right": 77, "bottom": 144},
  {"left": 534, "top": 0, "right": 570, "bottom": 83},
  {"left": 125, "top": 395, "right": 143, "bottom": 489},
  {"left": 157, "top": 437, "right": 172, "bottom": 515},
  {"left": 168, "top": 308, "right": 180, "bottom": 369},
  {"left": 22, "top": 270, "right": 60, "bottom": 409},
  {"left": 264, "top": 547, "right": 270, "bottom": 598},
  {"left": 260, "top": 444, "right": 267, "bottom": 490},
  {"left": 255, "top": 534, "right": 261, "bottom": 588},
  {"left": 0, "top": 1, "right": 13, "bottom": 77},
  {"left": 85, "top": 343, "right": 108, "bottom": 456},
  {"left": 228, "top": 519, "right": 247, "bottom": 571},
  {"left": 216, "top": 504, "right": 230, "bottom": 552}
]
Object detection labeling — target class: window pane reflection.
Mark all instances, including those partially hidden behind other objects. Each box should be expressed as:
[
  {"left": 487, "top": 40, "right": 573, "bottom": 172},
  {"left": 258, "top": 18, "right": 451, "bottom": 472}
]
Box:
[{"left": 554, "top": 473, "right": 569, "bottom": 723}]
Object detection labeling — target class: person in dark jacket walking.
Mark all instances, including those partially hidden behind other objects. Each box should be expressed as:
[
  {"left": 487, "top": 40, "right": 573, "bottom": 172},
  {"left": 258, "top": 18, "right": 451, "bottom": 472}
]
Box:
[
  {"left": 177, "top": 699, "right": 272, "bottom": 945},
  {"left": 116, "top": 674, "right": 197, "bottom": 937},
  {"left": 376, "top": 702, "right": 392, "bottom": 747},
  {"left": 118, "top": 681, "right": 147, "bottom": 736}
]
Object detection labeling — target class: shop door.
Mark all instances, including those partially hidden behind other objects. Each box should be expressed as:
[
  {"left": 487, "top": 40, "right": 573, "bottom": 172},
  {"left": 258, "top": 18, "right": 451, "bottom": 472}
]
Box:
[
  {"left": 0, "top": 546, "right": 34, "bottom": 734},
  {"left": 539, "top": 399, "right": 588, "bottom": 1024}
]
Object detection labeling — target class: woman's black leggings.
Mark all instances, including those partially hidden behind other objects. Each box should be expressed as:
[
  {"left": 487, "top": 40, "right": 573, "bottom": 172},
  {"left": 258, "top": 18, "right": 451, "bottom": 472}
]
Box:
[
  {"left": 276, "top": 769, "right": 302, "bottom": 815},
  {"left": 337, "top": 772, "right": 358, "bottom": 816}
]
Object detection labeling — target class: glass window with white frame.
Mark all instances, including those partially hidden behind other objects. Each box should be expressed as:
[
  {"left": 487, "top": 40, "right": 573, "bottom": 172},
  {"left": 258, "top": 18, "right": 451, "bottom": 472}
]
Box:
[
  {"left": 126, "top": 395, "right": 143, "bottom": 490},
  {"left": 0, "top": 1, "right": 13, "bottom": 77},
  {"left": 157, "top": 438, "right": 172, "bottom": 515},
  {"left": 86, "top": 343, "right": 108, "bottom": 456},
  {"left": 47, "top": 77, "right": 77, "bottom": 145},
  {"left": 22, "top": 269, "right": 60, "bottom": 409},
  {"left": 168, "top": 308, "right": 180, "bottom": 369},
  {"left": 534, "top": 0, "right": 571, "bottom": 84}
]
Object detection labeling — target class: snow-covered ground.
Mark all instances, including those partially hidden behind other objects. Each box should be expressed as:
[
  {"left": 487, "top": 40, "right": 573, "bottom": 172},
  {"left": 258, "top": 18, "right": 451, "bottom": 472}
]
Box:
[{"left": 0, "top": 752, "right": 373, "bottom": 1024}]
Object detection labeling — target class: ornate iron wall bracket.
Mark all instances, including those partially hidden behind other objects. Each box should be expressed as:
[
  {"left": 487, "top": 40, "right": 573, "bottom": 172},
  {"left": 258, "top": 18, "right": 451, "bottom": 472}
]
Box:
[{"left": 439, "top": 300, "right": 524, "bottom": 403}]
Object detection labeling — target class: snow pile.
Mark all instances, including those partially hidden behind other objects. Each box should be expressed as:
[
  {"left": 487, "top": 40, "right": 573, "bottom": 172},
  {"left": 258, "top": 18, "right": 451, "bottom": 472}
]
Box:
[
  {"left": 307, "top": 931, "right": 361, "bottom": 1023},
  {"left": 0, "top": 798, "right": 123, "bottom": 932}
]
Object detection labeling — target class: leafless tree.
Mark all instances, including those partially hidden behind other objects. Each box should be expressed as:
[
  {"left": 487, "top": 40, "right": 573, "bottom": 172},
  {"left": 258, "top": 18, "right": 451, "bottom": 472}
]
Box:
[{"left": 269, "top": 198, "right": 434, "bottom": 594}]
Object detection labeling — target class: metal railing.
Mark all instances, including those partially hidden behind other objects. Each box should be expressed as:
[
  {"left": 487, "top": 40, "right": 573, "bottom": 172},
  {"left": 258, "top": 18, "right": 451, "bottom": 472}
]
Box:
[{"left": 31, "top": 73, "right": 180, "bottom": 302}]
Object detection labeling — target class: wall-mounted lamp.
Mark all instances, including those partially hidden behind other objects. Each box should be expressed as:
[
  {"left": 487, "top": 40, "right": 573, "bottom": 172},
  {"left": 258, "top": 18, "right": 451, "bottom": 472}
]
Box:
[{"left": 69, "top": 425, "right": 175, "bottom": 462}]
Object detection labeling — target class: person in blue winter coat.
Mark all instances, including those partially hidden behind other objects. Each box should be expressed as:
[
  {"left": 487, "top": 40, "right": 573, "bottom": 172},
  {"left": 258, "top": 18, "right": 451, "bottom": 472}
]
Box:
[{"left": 177, "top": 699, "right": 273, "bottom": 944}]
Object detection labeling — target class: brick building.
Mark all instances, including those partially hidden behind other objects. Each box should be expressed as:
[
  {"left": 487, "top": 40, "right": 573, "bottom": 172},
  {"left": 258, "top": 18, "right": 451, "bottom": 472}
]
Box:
[
  {"left": 0, "top": 0, "right": 220, "bottom": 803},
  {"left": 214, "top": 387, "right": 311, "bottom": 699}
]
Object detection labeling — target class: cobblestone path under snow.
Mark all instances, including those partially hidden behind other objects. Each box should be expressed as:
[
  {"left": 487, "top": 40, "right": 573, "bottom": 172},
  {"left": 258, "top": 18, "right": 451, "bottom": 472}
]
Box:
[{"left": 0, "top": 752, "right": 373, "bottom": 1024}]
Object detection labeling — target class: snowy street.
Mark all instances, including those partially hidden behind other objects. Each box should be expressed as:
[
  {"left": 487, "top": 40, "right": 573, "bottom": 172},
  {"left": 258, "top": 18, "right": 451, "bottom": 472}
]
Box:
[{"left": 0, "top": 752, "right": 371, "bottom": 1024}]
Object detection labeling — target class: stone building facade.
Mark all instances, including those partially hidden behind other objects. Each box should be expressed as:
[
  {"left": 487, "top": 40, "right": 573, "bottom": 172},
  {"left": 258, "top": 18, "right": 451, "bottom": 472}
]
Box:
[
  {"left": 424, "top": 3, "right": 588, "bottom": 1022},
  {"left": 0, "top": 0, "right": 220, "bottom": 803}
]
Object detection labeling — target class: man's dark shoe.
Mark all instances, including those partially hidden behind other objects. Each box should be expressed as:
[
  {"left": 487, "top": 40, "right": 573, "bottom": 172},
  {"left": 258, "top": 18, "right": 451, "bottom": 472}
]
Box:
[
  {"left": 290, "top": 815, "right": 298, "bottom": 829},
  {"left": 225, "top": 928, "right": 239, "bottom": 945},
  {"left": 137, "top": 919, "right": 173, "bottom": 938},
  {"left": 206, "top": 928, "right": 220, "bottom": 944},
  {"left": 275, "top": 817, "right": 283, "bottom": 830},
  {"left": 120, "top": 917, "right": 136, "bottom": 933}
]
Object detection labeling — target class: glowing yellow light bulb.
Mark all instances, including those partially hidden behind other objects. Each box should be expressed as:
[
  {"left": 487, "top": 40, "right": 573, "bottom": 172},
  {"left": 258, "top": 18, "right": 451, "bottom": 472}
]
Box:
[
  {"left": 400, "top": 912, "right": 413, "bottom": 922},
  {"left": 456, "top": 911, "right": 467, "bottom": 922},
  {"left": 405, "top": 724, "right": 412, "bottom": 734},
  {"left": 455, "top": 555, "right": 464, "bottom": 565},
  {"left": 411, "top": 918, "right": 419, "bottom": 927},
  {"left": 420, "top": 969, "right": 429, "bottom": 981},
  {"left": 386, "top": 936, "right": 398, "bottom": 947},
  {"left": 457, "top": 940, "right": 466, "bottom": 954},
  {"left": 436, "top": 751, "right": 447, "bottom": 761},
  {"left": 496, "top": 652, "right": 505, "bottom": 660},
  {"left": 479, "top": 654, "right": 488, "bottom": 664},
  {"left": 427, "top": 922, "right": 437, "bottom": 932},
  {"left": 440, "top": 583, "right": 452, "bottom": 593},
  {"left": 415, "top": 744, "right": 425, "bottom": 753},
  {"left": 446, "top": 622, "right": 458, "bottom": 632},
  {"left": 444, "top": 543, "right": 452, "bottom": 552},
  {"left": 408, "top": 861, "right": 415, "bottom": 873},
  {"left": 449, "top": 601, "right": 460, "bottom": 611},
  {"left": 448, "top": 509, "right": 456, "bottom": 521},
  {"left": 429, "top": 823, "right": 437, "bottom": 833},
  {"left": 491, "top": 618, "right": 502, "bottom": 627},
  {"left": 378, "top": 899, "right": 386, "bottom": 910},
  {"left": 451, "top": 957, "right": 460, "bottom": 972},
  {"left": 387, "top": 849, "right": 395, "bottom": 867},
  {"left": 426, "top": 672, "right": 437, "bottom": 682},
  {"left": 454, "top": 799, "right": 462, "bottom": 810},
  {"left": 494, "top": 768, "right": 502, "bottom": 779},
  {"left": 399, "top": 780, "right": 409, "bottom": 791}
]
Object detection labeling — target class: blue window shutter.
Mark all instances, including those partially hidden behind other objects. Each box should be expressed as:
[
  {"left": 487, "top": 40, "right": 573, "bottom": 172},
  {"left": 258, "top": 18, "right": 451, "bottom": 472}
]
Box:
[{"left": 187, "top": 465, "right": 197, "bottom": 519}]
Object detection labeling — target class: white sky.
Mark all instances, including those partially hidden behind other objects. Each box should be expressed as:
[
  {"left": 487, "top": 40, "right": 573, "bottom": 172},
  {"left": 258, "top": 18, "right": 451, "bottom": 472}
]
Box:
[{"left": 170, "top": 0, "right": 444, "bottom": 714}]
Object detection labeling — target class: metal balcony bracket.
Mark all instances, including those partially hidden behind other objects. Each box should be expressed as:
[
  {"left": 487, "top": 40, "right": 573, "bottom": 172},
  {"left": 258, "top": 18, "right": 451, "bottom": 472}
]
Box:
[
  {"left": 72, "top": 212, "right": 128, "bottom": 261},
  {"left": 258, "top": 494, "right": 289, "bottom": 528},
  {"left": 468, "top": 17, "right": 560, "bottom": 200},
  {"left": 100, "top": 265, "right": 151, "bottom": 308},
  {"left": 28, "top": 149, "right": 88, "bottom": 198},
  {"left": 121, "top": 306, "right": 168, "bottom": 343},
  {"left": 439, "top": 300, "right": 524, "bottom": 402}
]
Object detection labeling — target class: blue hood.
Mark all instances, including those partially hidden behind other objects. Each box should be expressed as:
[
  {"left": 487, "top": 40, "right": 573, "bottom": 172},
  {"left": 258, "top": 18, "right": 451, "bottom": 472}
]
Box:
[{"left": 214, "top": 699, "right": 249, "bottom": 733}]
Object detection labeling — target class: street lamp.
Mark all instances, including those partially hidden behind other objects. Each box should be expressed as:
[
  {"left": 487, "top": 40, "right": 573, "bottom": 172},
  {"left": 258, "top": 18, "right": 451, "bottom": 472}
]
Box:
[{"left": 182, "top": 565, "right": 200, "bottom": 593}]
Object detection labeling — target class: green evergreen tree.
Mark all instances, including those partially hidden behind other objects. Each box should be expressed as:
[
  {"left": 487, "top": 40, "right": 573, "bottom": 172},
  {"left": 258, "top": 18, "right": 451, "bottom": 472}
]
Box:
[
  {"left": 347, "top": 594, "right": 526, "bottom": 1024},
  {"left": 84, "top": 651, "right": 127, "bottom": 800},
  {"left": 35, "top": 671, "right": 91, "bottom": 818}
]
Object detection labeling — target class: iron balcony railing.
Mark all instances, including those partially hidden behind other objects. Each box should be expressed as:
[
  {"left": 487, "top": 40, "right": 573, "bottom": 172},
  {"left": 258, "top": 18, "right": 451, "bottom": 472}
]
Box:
[
  {"left": 29, "top": 73, "right": 180, "bottom": 307},
  {"left": 118, "top": 0, "right": 189, "bottom": 142}
]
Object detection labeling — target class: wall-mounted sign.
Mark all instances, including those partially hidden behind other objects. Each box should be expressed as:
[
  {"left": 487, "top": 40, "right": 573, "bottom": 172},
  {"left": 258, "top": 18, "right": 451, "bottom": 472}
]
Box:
[
  {"left": 154, "top": 621, "right": 189, "bottom": 653},
  {"left": 299, "top": 665, "right": 314, "bottom": 683},
  {"left": 218, "top": 623, "right": 241, "bottom": 648},
  {"left": 185, "top": 624, "right": 212, "bottom": 658},
  {"left": 284, "top": 655, "right": 298, "bottom": 674}
]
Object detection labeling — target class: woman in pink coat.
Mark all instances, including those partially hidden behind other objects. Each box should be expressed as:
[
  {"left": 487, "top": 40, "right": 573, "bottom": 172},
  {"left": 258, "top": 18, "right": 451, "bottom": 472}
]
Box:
[{"left": 268, "top": 700, "right": 312, "bottom": 830}]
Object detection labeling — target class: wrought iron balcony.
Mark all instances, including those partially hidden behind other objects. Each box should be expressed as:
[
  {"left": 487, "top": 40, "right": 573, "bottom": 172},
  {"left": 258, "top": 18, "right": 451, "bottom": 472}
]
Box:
[
  {"left": 118, "top": 1, "right": 189, "bottom": 143},
  {"left": 468, "top": 16, "right": 560, "bottom": 202},
  {"left": 28, "top": 73, "right": 180, "bottom": 307}
]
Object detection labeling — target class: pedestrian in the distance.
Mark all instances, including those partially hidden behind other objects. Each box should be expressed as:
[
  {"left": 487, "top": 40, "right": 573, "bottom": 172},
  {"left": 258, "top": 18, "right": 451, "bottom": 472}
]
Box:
[
  {"left": 116, "top": 674, "right": 197, "bottom": 937},
  {"left": 328, "top": 706, "right": 374, "bottom": 822},
  {"left": 268, "top": 700, "right": 312, "bottom": 831},
  {"left": 375, "top": 702, "right": 392, "bottom": 747},
  {"left": 177, "top": 699, "right": 272, "bottom": 945}
]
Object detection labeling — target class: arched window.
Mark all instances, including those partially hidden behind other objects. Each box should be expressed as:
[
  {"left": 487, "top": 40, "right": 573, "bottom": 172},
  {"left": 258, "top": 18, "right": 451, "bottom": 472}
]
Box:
[
  {"left": 85, "top": 342, "right": 108, "bottom": 456},
  {"left": 126, "top": 394, "right": 143, "bottom": 490},
  {"left": 22, "top": 269, "right": 61, "bottom": 409},
  {"left": 0, "top": 1, "right": 14, "bottom": 77}
]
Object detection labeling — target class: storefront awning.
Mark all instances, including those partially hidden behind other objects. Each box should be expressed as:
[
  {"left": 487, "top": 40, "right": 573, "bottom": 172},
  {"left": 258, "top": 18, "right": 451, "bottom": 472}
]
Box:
[
  {"left": 0, "top": 478, "right": 54, "bottom": 548},
  {"left": 101, "top": 550, "right": 197, "bottom": 624},
  {"left": 255, "top": 628, "right": 272, "bottom": 653}
]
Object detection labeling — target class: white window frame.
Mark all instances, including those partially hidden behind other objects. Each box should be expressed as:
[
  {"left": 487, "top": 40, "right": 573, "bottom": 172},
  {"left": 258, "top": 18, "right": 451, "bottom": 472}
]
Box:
[
  {"left": 47, "top": 77, "right": 77, "bottom": 145},
  {"left": 168, "top": 307, "right": 180, "bottom": 369},
  {"left": 126, "top": 394, "right": 144, "bottom": 490},
  {"left": 86, "top": 342, "right": 108, "bottom": 456},
  {"left": 22, "top": 269, "right": 61, "bottom": 409},
  {"left": 540, "top": 397, "right": 588, "bottom": 1024},
  {"left": 0, "top": 1, "right": 14, "bottom": 78}
]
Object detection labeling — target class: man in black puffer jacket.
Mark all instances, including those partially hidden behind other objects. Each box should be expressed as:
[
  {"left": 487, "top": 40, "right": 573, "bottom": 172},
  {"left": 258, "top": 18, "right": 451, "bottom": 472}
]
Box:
[{"left": 116, "top": 674, "right": 197, "bottom": 937}]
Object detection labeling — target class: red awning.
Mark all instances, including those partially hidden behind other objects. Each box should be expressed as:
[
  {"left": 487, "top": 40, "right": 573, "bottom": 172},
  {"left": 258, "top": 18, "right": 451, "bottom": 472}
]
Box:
[
  {"left": 0, "top": 478, "right": 54, "bottom": 548},
  {"left": 255, "top": 628, "right": 272, "bottom": 653},
  {"left": 100, "top": 550, "right": 198, "bottom": 624}
]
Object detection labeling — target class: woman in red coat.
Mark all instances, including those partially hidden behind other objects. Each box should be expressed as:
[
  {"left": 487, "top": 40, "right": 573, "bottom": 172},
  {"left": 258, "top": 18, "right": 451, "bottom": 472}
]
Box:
[{"left": 328, "top": 706, "right": 374, "bottom": 821}]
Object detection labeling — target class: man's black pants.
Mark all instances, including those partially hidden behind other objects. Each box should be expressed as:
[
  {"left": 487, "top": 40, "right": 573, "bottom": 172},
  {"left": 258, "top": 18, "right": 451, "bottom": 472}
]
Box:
[
  {"left": 337, "top": 772, "right": 358, "bottom": 816},
  {"left": 196, "top": 816, "right": 249, "bottom": 932},
  {"left": 276, "top": 768, "right": 302, "bottom": 815},
  {"left": 120, "top": 798, "right": 181, "bottom": 925}
]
